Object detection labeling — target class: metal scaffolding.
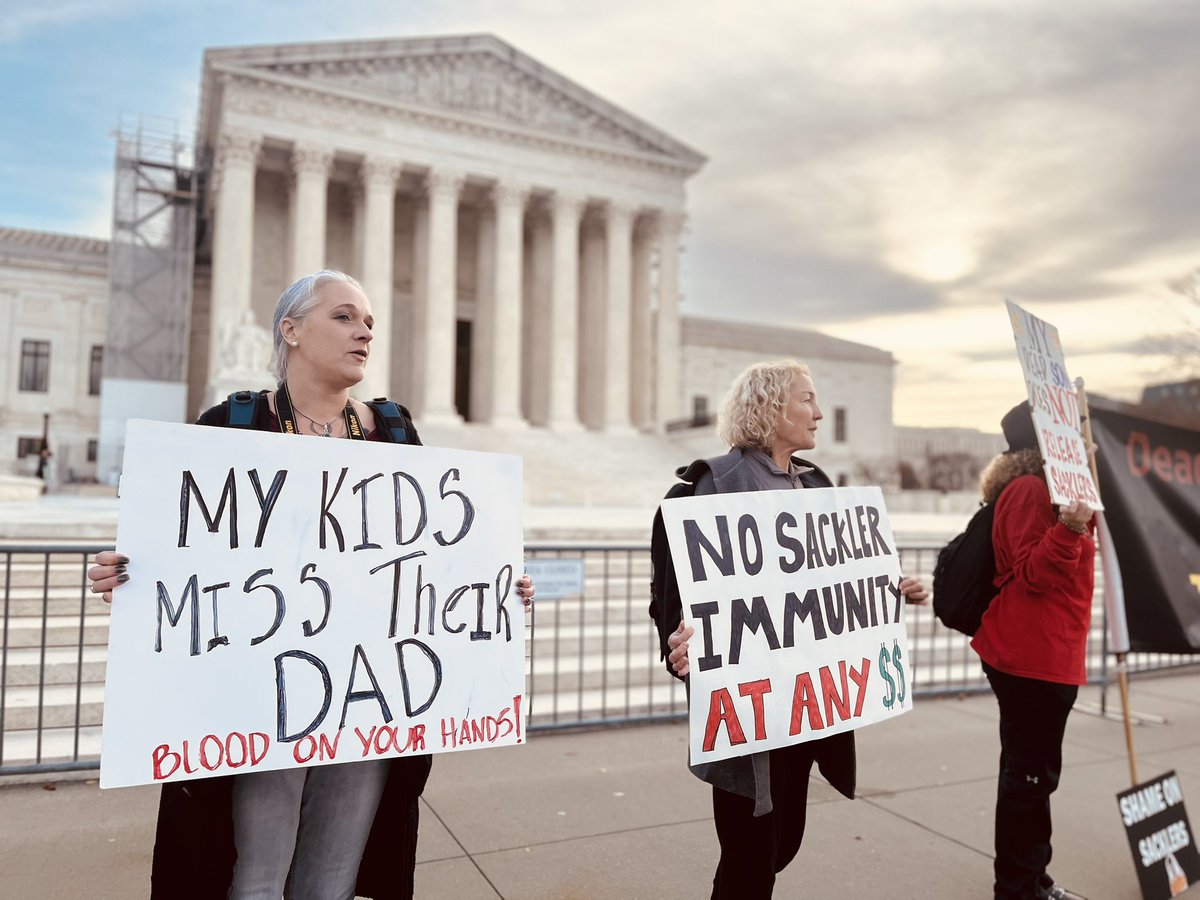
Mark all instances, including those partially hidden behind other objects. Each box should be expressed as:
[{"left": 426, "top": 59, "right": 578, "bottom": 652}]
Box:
[
  {"left": 97, "top": 116, "right": 197, "bottom": 479},
  {"left": 105, "top": 114, "right": 197, "bottom": 383}
]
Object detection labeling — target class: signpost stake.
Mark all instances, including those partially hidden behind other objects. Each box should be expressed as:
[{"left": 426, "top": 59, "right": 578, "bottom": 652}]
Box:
[{"left": 1077, "top": 376, "right": 1138, "bottom": 785}]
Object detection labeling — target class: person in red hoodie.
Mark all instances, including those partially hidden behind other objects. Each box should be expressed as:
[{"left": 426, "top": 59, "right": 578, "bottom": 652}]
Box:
[{"left": 971, "top": 401, "right": 1095, "bottom": 900}]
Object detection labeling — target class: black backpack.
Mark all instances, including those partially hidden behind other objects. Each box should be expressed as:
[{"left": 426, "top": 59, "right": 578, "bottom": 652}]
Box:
[
  {"left": 932, "top": 501, "right": 1001, "bottom": 635},
  {"left": 220, "top": 390, "right": 421, "bottom": 445},
  {"left": 649, "top": 461, "right": 709, "bottom": 678}
]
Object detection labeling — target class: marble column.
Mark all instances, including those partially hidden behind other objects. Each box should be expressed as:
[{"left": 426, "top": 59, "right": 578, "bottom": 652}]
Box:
[
  {"left": 207, "top": 129, "right": 262, "bottom": 401},
  {"left": 524, "top": 213, "right": 553, "bottom": 426},
  {"left": 577, "top": 217, "right": 606, "bottom": 429},
  {"left": 422, "top": 169, "right": 465, "bottom": 424},
  {"left": 629, "top": 217, "right": 654, "bottom": 430},
  {"left": 478, "top": 181, "right": 529, "bottom": 428},
  {"left": 288, "top": 142, "right": 333, "bottom": 281},
  {"left": 603, "top": 202, "right": 635, "bottom": 433},
  {"left": 654, "top": 212, "right": 685, "bottom": 430},
  {"left": 408, "top": 203, "right": 430, "bottom": 415},
  {"left": 471, "top": 205, "right": 496, "bottom": 422},
  {"left": 357, "top": 157, "right": 401, "bottom": 401},
  {"left": 546, "top": 191, "right": 585, "bottom": 431}
]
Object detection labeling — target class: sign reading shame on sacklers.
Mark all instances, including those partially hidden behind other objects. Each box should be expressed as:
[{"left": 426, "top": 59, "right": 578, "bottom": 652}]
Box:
[
  {"left": 661, "top": 486, "right": 912, "bottom": 766},
  {"left": 1005, "top": 298, "right": 1104, "bottom": 510},
  {"left": 100, "top": 420, "right": 525, "bottom": 789}
]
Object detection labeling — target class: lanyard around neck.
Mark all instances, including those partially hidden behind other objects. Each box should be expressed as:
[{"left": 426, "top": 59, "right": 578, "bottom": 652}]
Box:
[{"left": 276, "top": 383, "right": 368, "bottom": 440}]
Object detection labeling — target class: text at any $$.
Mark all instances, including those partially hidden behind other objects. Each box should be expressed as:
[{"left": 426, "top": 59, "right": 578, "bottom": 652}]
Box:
[{"left": 700, "top": 643, "right": 908, "bottom": 752}]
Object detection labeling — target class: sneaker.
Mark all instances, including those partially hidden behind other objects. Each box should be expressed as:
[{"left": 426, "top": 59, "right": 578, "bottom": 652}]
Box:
[{"left": 1046, "top": 886, "right": 1089, "bottom": 900}]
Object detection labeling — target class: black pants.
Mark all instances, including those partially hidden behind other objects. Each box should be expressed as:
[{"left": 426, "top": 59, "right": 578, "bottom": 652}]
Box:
[
  {"left": 984, "top": 662, "right": 1078, "bottom": 900},
  {"left": 710, "top": 742, "right": 817, "bottom": 900}
]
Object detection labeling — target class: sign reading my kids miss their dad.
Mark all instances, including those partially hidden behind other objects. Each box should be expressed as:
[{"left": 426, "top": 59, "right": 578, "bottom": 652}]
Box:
[
  {"left": 100, "top": 420, "right": 526, "bottom": 789},
  {"left": 1005, "top": 298, "right": 1104, "bottom": 510},
  {"left": 661, "top": 486, "right": 911, "bottom": 766}
]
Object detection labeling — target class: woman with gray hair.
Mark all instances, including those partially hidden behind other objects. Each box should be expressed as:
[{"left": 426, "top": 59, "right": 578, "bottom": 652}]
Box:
[
  {"left": 88, "top": 270, "right": 534, "bottom": 900},
  {"left": 655, "top": 359, "right": 927, "bottom": 899}
]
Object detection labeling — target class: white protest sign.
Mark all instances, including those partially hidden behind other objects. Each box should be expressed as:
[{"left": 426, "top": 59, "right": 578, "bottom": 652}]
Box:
[
  {"left": 662, "top": 485, "right": 911, "bottom": 766},
  {"left": 1006, "top": 299, "right": 1104, "bottom": 510},
  {"left": 101, "top": 420, "right": 526, "bottom": 789}
]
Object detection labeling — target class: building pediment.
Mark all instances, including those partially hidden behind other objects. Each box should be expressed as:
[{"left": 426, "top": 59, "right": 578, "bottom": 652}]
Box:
[{"left": 203, "top": 34, "right": 705, "bottom": 171}]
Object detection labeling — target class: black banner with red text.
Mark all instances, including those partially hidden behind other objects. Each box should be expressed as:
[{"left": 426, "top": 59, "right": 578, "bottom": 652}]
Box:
[{"left": 1091, "top": 404, "right": 1200, "bottom": 653}]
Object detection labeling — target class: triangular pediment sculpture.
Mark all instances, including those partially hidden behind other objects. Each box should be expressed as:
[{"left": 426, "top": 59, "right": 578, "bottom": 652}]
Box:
[{"left": 205, "top": 34, "right": 705, "bottom": 168}]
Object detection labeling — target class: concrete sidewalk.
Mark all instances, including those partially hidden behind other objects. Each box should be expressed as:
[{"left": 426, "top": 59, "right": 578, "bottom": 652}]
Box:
[{"left": 2, "top": 670, "right": 1198, "bottom": 899}]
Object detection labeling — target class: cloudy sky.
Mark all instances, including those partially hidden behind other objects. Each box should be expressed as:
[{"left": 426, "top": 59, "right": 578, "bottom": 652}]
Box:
[{"left": 3, "top": 0, "right": 1198, "bottom": 430}]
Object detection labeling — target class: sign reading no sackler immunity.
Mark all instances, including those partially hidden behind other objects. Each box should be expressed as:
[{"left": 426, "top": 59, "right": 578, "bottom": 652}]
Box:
[
  {"left": 661, "top": 486, "right": 912, "bottom": 765},
  {"left": 100, "top": 420, "right": 525, "bottom": 789}
]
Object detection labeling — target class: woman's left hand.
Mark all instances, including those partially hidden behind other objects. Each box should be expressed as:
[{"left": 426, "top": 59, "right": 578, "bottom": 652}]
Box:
[
  {"left": 899, "top": 575, "right": 929, "bottom": 605},
  {"left": 516, "top": 574, "right": 535, "bottom": 612}
]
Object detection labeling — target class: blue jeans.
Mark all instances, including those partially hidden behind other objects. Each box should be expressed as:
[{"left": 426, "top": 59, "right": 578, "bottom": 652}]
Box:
[
  {"left": 984, "top": 662, "right": 1078, "bottom": 900},
  {"left": 228, "top": 760, "right": 391, "bottom": 900}
]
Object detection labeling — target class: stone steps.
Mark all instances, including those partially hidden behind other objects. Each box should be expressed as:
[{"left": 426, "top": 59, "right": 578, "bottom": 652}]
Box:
[
  {"left": 0, "top": 614, "right": 112, "bottom": 648},
  {"left": 1, "top": 559, "right": 96, "bottom": 589},
  {"left": 418, "top": 421, "right": 716, "bottom": 512},
  {"left": 1, "top": 646, "right": 107, "bottom": 687}
]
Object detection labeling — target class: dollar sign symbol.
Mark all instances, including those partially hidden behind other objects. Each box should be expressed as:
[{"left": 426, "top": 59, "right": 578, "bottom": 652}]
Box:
[
  {"left": 879, "top": 643, "right": 896, "bottom": 710},
  {"left": 893, "top": 640, "right": 907, "bottom": 706}
]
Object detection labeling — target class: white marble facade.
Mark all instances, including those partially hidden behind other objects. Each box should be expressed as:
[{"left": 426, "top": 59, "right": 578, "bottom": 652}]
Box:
[
  {"left": 0, "top": 229, "right": 108, "bottom": 482},
  {"left": 191, "top": 35, "right": 706, "bottom": 430},
  {"left": 0, "top": 34, "right": 902, "bottom": 489},
  {"left": 680, "top": 318, "right": 898, "bottom": 488}
]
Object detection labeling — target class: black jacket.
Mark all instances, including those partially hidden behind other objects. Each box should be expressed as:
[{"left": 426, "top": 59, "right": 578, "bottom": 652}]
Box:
[{"left": 656, "top": 448, "right": 857, "bottom": 815}]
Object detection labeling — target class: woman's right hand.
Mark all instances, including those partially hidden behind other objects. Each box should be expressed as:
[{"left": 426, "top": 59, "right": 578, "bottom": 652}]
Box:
[
  {"left": 1058, "top": 499, "right": 1094, "bottom": 534},
  {"left": 667, "top": 619, "right": 694, "bottom": 677},
  {"left": 87, "top": 550, "right": 129, "bottom": 604}
]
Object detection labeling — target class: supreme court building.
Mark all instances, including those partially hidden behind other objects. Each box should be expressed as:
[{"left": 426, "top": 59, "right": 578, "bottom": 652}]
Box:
[
  {"left": 193, "top": 34, "right": 703, "bottom": 432},
  {"left": 0, "top": 34, "right": 897, "bottom": 493}
]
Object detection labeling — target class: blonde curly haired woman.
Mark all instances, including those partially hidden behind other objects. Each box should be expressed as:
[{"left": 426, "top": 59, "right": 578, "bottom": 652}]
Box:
[{"left": 658, "top": 359, "right": 927, "bottom": 899}]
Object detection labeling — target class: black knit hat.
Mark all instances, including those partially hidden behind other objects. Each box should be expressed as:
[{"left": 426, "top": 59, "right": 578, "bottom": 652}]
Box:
[{"left": 1001, "top": 401, "right": 1038, "bottom": 452}]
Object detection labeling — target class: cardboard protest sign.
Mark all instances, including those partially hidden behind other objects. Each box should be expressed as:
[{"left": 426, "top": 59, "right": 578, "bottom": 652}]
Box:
[
  {"left": 101, "top": 420, "right": 525, "bottom": 789},
  {"left": 1117, "top": 771, "right": 1200, "bottom": 899},
  {"left": 661, "top": 485, "right": 911, "bottom": 766},
  {"left": 1005, "top": 299, "right": 1104, "bottom": 509}
]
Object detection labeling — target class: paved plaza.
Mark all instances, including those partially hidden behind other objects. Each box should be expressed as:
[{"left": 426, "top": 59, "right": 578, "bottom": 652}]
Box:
[{"left": 2, "top": 668, "right": 1198, "bottom": 899}]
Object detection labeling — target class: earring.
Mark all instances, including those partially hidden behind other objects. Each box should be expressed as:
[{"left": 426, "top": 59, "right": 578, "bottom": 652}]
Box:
[{"left": 290, "top": 341, "right": 298, "bottom": 347}]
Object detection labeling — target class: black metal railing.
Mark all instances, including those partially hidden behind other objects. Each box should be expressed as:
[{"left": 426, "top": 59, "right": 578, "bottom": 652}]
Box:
[{"left": 1, "top": 543, "right": 1196, "bottom": 776}]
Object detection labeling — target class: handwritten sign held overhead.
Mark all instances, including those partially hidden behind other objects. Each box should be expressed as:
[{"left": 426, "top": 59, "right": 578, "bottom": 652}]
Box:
[
  {"left": 661, "top": 485, "right": 912, "bottom": 766},
  {"left": 101, "top": 420, "right": 525, "bottom": 789},
  {"left": 1005, "top": 299, "right": 1104, "bottom": 510}
]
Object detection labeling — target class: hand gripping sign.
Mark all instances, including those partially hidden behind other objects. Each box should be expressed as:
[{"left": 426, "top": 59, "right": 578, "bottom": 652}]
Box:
[
  {"left": 661, "top": 485, "right": 912, "bottom": 765},
  {"left": 100, "top": 420, "right": 526, "bottom": 788},
  {"left": 1005, "top": 299, "right": 1104, "bottom": 510}
]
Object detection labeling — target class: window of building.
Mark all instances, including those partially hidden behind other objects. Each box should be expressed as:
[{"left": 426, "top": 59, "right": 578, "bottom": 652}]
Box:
[
  {"left": 87, "top": 440, "right": 99, "bottom": 463},
  {"left": 692, "top": 395, "right": 709, "bottom": 424},
  {"left": 89, "top": 345, "right": 104, "bottom": 396},
  {"left": 834, "top": 406, "right": 847, "bottom": 443},
  {"left": 17, "top": 437, "right": 43, "bottom": 458},
  {"left": 19, "top": 339, "right": 50, "bottom": 392}
]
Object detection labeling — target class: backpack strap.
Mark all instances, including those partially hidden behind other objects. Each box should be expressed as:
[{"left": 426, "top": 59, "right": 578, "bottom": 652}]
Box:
[
  {"left": 366, "top": 398, "right": 419, "bottom": 445},
  {"left": 227, "top": 391, "right": 260, "bottom": 427}
]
